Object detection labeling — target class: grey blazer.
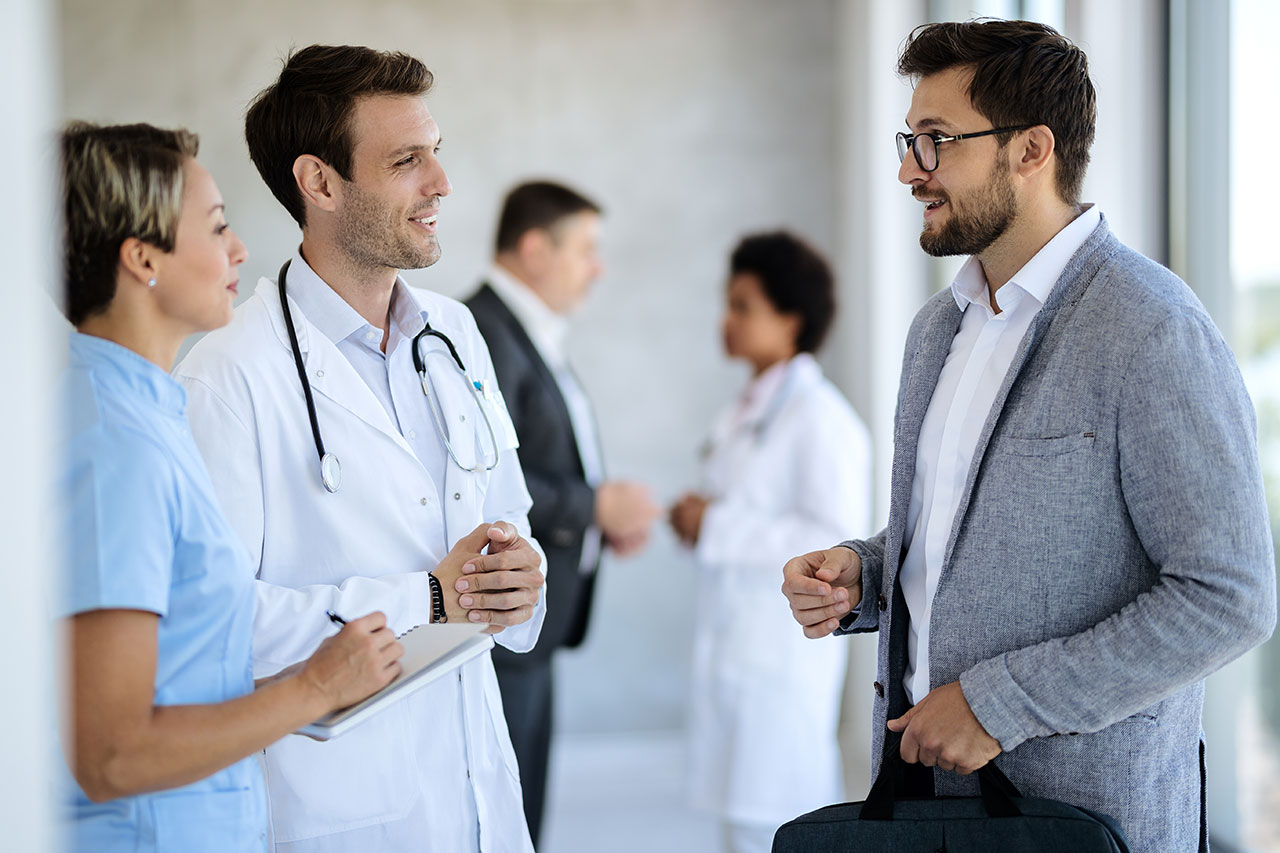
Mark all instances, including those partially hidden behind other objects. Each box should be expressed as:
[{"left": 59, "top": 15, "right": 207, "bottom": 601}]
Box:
[{"left": 840, "top": 217, "right": 1276, "bottom": 853}]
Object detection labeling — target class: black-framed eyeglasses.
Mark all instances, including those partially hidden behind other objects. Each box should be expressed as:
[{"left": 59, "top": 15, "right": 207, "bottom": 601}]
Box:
[{"left": 895, "top": 125, "right": 1033, "bottom": 172}]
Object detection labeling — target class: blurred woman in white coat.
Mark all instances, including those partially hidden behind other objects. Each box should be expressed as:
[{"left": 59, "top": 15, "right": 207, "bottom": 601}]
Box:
[{"left": 671, "top": 231, "right": 872, "bottom": 853}]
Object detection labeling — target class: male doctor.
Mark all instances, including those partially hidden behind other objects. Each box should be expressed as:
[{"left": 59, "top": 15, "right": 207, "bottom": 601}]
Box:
[{"left": 176, "top": 45, "right": 545, "bottom": 852}]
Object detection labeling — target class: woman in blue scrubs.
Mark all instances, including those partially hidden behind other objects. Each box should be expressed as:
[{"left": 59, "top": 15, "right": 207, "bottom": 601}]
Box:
[{"left": 57, "top": 122, "right": 405, "bottom": 852}]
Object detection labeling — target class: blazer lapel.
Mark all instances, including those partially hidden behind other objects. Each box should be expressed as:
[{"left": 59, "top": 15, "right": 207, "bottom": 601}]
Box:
[
  {"left": 886, "top": 295, "right": 964, "bottom": 583},
  {"left": 938, "top": 218, "right": 1122, "bottom": 572},
  {"left": 474, "top": 284, "right": 581, "bottom": 458}
]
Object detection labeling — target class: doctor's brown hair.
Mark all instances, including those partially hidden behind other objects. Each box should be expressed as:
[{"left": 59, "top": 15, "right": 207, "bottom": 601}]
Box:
[
  {"left": 897, "top": 19, "right": 1096, "bottom": 205},
  {"left": 244, "top": 45, "right": 434, "bottom": 227},
  {"left": 60, "top": 121, "right": 199, "bottom": 326}
]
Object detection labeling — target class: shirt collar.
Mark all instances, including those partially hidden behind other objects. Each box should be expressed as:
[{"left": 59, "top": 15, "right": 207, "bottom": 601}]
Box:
[
  {"left": 69, "top": 332, "right": 187, "bottom": 415},
  {"left": 486, "top": 263, "right": 570, "bottom": 367},
  {"left": 950, "top": 204, "right": 1102, "bottom": 313},
  {"left": 284, "top": 248, "right": 427, "bottom": 350}
]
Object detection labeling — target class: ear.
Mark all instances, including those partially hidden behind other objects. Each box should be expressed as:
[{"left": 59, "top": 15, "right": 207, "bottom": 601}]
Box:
[
  {"left": 1014, "top": 124, "right": 1056, "bottom": 180},
  {"left": 515, "top": 228, "right": 553, "bottom": 272},
  {"left": 117, "top": 236, "right": 160, "bottom": 288},
  {"left": 783, "top": 312, "right": 804, "bottom": 351},
  {"left": 293, "top": 154, "right": 340, "bottom": 216}
]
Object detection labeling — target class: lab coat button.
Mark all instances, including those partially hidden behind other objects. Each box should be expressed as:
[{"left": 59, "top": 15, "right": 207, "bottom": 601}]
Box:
[
  {"left": 877, "top": 594, "right": 887, "bottom": 611},
  {"left": 315, "top": 369, "right": 325, "bottom": 378},
  {"left": 453, "top": 492, "right": 461, "bottom": 501},
  {"left": 420, "top": 497, "right": 429, "bottom": 506},
  {"left": 873, "top": 681, "right": 885, "bottom": 698},
  {"left": 459, "top": 414, "right": 466, "bottom": 422}
]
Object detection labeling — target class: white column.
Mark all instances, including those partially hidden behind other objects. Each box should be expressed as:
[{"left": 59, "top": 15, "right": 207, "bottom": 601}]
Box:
[
  {"left": 0, "top": 0, "right": 60, "bottom": 850},
  {"left": 829, "top": 0, "right": 933, "bottom": 799},
  {"left": 1065, "top": 0, "right": 1169, "bottom": 264}
]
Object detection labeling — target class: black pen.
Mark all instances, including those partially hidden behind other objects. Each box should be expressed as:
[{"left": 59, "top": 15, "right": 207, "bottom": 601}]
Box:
[{"left": 325, "top": 609, "right": 347, "bottom": 626}]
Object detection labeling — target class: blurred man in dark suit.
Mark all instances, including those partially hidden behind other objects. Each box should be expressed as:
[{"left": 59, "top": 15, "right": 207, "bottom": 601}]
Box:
[{"left": 465, "top": 181, "right": 660, "bottom": 844}]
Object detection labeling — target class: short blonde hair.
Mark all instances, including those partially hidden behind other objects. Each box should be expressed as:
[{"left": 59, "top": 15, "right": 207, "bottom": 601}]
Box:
[{"left": 60, "top": 121, "right": 200, "bottom": 325}]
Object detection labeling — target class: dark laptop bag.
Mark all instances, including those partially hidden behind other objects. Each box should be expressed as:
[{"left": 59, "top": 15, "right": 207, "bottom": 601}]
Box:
[{"left": 772, "top": 731, "right": 1131, "bottom": 853}]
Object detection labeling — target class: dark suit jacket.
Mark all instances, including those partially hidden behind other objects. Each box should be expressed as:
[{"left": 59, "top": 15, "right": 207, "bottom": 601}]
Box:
[{"left": 466, "top": 283, "right": 600, "bottom": 666}]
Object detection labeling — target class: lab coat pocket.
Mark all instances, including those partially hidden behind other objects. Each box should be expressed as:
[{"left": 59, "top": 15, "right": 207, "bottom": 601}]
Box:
[
  {"left": 482, "top": 670, "right": 522, "bottom": 782},
  {"left": 151, "top": 786, "right": 265, "bottom": 852},
  {"left": 481, "top": 386, "right": 519, "bottom": 451},
  {"left": 263, "top": 703, "right": 418, "bottom": 842},
  {"left": 435, "top": 380, "right": 505, "bottom": 472}
]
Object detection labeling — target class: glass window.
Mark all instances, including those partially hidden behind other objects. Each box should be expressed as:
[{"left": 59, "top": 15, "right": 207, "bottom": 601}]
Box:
[{"left": 1231, "top": 1, "right": 1280, "bottom": 848}]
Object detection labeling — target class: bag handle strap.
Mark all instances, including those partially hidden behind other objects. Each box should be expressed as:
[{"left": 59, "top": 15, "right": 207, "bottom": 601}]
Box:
[{"left": 860, "top": 728, "right": 1022, "bottom": 821}]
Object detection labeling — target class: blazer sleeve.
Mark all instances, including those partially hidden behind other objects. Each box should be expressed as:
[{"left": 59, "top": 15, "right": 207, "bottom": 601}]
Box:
[
  {"left": 835, "top": 531, "right": 889, "bottom": 635},
  {"left": 960, "top": 307, "right": 1277, "bottom": 751}
]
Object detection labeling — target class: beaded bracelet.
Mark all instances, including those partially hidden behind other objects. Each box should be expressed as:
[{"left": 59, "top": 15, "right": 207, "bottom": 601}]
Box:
[{"left": 427, "top": 572, "right": 448, "bottom": 624}]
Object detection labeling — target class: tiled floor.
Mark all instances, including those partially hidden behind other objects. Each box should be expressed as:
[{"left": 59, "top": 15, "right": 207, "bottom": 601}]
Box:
[{"left": 539, "top": 730, "right": 719, "bottom": 853}]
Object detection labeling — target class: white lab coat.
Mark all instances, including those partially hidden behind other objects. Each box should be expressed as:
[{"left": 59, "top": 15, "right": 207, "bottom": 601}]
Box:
[
  {"left": 176, "top": 268, "right": 544, "bottom": 852},
  {"left": 688, "top": 354, "right": 871, "bottom": 826}
]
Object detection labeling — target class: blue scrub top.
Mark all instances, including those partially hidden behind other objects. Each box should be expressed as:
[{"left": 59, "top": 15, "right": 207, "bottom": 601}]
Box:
[{"left": 58, "top": 333, "right": 267, "bottom": 852}]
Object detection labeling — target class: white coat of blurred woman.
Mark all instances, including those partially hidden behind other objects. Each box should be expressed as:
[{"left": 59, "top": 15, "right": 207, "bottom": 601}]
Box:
[{"left": 671, "top": 231, "right": 872, "bottom": 853}]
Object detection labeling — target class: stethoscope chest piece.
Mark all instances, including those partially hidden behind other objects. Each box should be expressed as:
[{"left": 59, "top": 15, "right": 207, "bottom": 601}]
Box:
[{"left": 320, "top": 452, "right": 342, "bottom": 494}]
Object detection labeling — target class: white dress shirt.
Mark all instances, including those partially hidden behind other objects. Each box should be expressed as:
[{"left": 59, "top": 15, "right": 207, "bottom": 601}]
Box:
[
  {"left": 487, "top": 265, "right": 605, "bottom": 571},
  {"left": 899, "top": 205, "right": 1100, "bottom": 704}
]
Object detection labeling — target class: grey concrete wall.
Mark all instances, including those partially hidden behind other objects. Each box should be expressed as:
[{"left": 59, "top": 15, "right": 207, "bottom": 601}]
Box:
[{"left": 59, "top": 0, "right": 850, "bottom": 733}]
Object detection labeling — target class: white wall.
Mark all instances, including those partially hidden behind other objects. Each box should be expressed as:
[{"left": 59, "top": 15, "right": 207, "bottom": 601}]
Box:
[{"left": 1, "top": 0, "right": 60, "bottom": 850}]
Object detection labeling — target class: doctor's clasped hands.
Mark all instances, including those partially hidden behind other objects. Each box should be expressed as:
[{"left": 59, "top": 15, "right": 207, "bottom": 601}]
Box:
[{"left": 444, "top": 521, "right": 545, "bottom": 631}]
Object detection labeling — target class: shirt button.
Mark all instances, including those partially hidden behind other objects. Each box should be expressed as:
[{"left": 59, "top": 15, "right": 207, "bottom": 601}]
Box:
[
  {"left": 420, "top": 497, "right": 429, "bottom": 506},
  {"left": 453, "top": 492, "right": 461, "bottom": 501},
  {"left": 408, "top": 429, "right": 417, "bottom": 440},
  {"left": 874, "top": 681, "right": 885, "bottom": 698},
  {"left": 315, "top": 369, "right": 324, "bottom": 378},
  {"left": 365, "top": 330, "right": 377, "bottom": 341}
]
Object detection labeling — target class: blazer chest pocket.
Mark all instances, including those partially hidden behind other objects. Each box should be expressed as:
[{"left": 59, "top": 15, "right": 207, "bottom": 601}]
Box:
[{"left": 998, "top": 431, "right": 1095, "bottom": 457}]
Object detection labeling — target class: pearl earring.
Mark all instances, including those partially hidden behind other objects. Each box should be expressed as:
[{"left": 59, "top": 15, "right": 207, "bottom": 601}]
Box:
[{"left": 147, "top": 278, "right": 157, "bottom": 288}]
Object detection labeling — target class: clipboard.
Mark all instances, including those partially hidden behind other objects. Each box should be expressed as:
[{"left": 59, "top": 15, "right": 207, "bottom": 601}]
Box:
[{"left": 297, "top": 622, "right": 494, "bottom": 740}]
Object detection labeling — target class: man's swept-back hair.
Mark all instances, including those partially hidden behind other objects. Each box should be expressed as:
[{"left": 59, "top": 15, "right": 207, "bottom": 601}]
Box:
[
  {"left": 495, "top": 181, "right": 602, "bottom": 254},
  {"left": 245, "top": 44, "right": 434, "bottom": 227},
  {"left": 61, "top": 121, "right": 199, "bottom": 326},
  {"left": 897, "top": 19, "right": 1096, "bottom": 204}
]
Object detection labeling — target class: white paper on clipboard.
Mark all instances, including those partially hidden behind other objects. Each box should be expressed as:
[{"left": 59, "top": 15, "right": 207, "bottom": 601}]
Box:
[{"left": 297, "top": 622, "right": 494, "bottom": 740}]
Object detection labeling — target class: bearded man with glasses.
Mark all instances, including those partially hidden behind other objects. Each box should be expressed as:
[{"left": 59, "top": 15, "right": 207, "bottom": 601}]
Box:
[{"left": 781, "top": 19, "right": 1275, "bottom": 853}]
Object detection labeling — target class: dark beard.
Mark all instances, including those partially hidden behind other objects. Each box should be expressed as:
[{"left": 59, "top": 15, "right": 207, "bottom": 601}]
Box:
[
  {"left": 919, "top": 161, "right": 1017, "bottom": 257},
  {"left": 337, "top": 179, "right": 441, "bottom": 272}
]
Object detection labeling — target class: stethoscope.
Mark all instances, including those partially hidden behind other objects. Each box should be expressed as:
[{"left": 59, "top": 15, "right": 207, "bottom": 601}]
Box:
[
  {"left": 277, "top": 260, "right": 501, "bottom": 494},
  {"left": 698, "top": 359, "right": 802, "bottom": 461}
]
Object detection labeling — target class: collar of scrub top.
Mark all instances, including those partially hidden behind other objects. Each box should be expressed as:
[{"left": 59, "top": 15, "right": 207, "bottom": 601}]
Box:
[{"left": 276, "top": 259, "right": 501, "bottom": 494}]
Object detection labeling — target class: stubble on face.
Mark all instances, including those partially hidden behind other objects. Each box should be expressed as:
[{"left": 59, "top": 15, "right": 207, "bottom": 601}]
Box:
[
  {"left": 918, "top": 155, "right": 1018, "bottom": 257},
  {"left": 334, "top": 177, "right": 442, "bottom": 272}
]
